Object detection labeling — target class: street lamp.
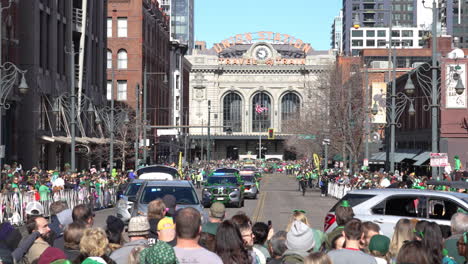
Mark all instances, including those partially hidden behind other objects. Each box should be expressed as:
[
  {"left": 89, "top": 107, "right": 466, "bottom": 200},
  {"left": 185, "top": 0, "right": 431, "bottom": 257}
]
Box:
[
  {"left": 142, "top": 67, "right": 168, "bottom": 165},
  {"left": 0, "top": 63, "right": 28, "bottom": 171},
  {"left": 371, "top": 103, "right": 379, "bottom": 116},
  {"left": 404, "top": 74, "right": 415, "bottom": 95},
  {"left": 455, "top": 78, "right": 465, "bottom": 95}
]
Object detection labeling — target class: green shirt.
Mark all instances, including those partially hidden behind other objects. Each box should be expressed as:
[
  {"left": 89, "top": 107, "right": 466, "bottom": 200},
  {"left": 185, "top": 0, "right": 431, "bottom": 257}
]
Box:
[{"left": 38, "top": 185, "right": 50, "bottom": 201}]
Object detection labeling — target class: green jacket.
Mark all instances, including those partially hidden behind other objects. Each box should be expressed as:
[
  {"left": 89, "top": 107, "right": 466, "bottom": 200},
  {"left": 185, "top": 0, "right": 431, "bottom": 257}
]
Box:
[{"left": 38, "top": 185, "right": 50, "bottom": 201}]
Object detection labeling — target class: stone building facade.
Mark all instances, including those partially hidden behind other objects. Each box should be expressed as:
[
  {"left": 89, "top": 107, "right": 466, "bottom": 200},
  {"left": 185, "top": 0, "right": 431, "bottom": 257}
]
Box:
[{"left": 186, "top": 35, "right": 335, "bottom": 160}]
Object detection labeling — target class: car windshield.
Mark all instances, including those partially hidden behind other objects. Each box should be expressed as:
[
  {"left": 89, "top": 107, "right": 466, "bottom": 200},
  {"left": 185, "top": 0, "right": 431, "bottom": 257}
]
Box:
[
  {"left": 242, "top": 167, "right": 256, "bottom": 171},
  {"left": 208, "top": 177, "right": 238, "bottom": 185},
  {"left": 140, "top": 186, "right": 199, "bottom": 204},
  {"left": 242, "top": 176, "right": 254, "bottom": 182},
  {"left": 330, "top": 193, "right": 375, "bottom": 211},
  {"left": 125, "top": 183, "right": 142, "bottom": 196}
]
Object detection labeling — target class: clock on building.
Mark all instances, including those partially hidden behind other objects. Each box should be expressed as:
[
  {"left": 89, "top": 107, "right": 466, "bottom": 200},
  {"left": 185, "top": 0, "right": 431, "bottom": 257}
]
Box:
[{"left": 254, "top": 46, "right": 270, "bottom": 60}]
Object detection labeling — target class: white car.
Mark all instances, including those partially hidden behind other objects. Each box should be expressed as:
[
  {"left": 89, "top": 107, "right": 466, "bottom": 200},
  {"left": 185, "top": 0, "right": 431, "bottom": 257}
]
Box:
[{"left": 324, "top": 188, "right": 468, "bottom": 238}]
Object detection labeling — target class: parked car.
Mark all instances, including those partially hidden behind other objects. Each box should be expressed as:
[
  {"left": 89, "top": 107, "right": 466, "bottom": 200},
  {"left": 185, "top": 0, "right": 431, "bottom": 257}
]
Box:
[
  {"left": 202, "top": 168, "right": 245, "bottom": 208},
  {"left": 129, "top": 180, "right": 205, "bottom": 218},
  {"left": 324, "top": 188, "right": 468, "bottom": 238}
]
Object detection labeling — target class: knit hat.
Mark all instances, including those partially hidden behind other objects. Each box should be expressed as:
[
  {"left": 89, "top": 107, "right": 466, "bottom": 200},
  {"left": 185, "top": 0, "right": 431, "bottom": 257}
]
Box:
[
  {"left": 369, "top": 235, "right": 390, "bottom": 255},
  {"left": 209, "top": 202, "right": 225, "bottom": 218},
  {"left": 286, "top": 221, "right": 315, "bottom": 252},
  {"left": 157, "top": 217, "right": 175, "bottom": 231},
  {"left": 26, "top": 201, "right": 44, "bottom": 216},
  {"left": 128, "top": 216, "right": 150, "bottom": 237},
  {"left": 38, "top": 247, "right": 66, "bottom": 264},
  {"left": 106, "top": 215, "right": 125, "bottom": 234},
  {"left": 0, "top": 222, "right": 22, "bottom": 250},
  {"left": 81, "top": 257, "right": 107, "bottom": 264},
  {"left": 140, "top": 240, "right": 178, "bottom": 264},
  {"left": 57, "top": 209, "right": 73, "bottom": 227},
  {"left": 162, "top": 194, "right": 177, "bottom": 216}
]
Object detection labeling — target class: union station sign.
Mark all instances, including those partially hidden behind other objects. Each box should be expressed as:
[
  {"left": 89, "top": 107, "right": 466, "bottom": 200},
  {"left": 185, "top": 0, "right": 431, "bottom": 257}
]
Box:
[
  {"left": 218, "top": 58, "right": 306, "bottom": 66},
  {"left": 214, "top": 31, "right": 312, "bottom": 54}
]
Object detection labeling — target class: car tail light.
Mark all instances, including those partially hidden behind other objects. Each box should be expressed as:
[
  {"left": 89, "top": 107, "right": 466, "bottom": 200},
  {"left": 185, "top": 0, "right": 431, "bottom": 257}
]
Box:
[
  {"left": 245, "top": 187, "right": 250, "bottom": 190},
  {"left": 324, "top": 213, "right": 336, "bottom": 232}
]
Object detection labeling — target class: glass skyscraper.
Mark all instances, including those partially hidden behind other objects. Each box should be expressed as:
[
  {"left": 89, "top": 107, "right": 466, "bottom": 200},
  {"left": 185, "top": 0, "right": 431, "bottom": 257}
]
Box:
[{"left": 161, "top": 0, "right": 194, "bottom": 54}]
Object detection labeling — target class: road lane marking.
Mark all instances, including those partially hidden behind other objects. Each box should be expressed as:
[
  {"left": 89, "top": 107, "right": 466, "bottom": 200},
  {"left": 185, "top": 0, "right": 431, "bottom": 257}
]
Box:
[{"left": 252, "top": 174, "right": 269, "bottom": 222}]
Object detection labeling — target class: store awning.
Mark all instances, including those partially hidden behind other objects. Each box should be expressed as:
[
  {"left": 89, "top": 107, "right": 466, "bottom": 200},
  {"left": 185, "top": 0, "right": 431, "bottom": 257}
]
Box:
[
  {"left": 413, "top": 151, "right": 431, "bottom": 166},
  {"left": 370, "top": 151, "right": 419, "bottom": 164}
]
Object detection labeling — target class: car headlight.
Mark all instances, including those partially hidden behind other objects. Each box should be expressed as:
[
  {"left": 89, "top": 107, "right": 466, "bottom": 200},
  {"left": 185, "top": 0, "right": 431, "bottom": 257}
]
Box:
[
  {"left": 203, "top": 188, "right": 208, "bottom": 192},
  {"left": 233, "top": 188, "right": 239, "bottom": 191}
]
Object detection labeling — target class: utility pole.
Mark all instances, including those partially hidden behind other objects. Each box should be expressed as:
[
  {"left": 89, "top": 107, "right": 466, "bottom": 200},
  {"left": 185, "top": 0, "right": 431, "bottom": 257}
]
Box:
[
  {"left": 143, "top": 67, "right": 148, "bottom": 165},
  {"left": 110, "top": 67, "right": 115, "bottom": 173},
  {"left": 69, "top": 1, "right": 76, "bottom": 172},
  {"left": 430, "top": 0, "right": 439, "bottom": 180},
  {"left": 207, "top": 100, "right": 211, "bottom": 161},
  {"left": 364, "top": 64, "right": 370, "bottom": 167},
  {"left": 134, "top": 84, "right": 140, "bottom": 169}
]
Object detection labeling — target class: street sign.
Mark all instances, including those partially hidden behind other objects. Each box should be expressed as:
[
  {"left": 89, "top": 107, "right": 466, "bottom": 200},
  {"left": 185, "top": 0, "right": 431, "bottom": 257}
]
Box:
[
  {"left": 298, "top": 134, "right": 316, "bottom": 140},
  {"left": 430, "top": 153, "right": 449, "bottom": 167},
  {"left": 0, "top": 145, "right": 4, "bottom": 158},
  {"left": 75, "top": 144, "right": 90, "bottom": 155}
]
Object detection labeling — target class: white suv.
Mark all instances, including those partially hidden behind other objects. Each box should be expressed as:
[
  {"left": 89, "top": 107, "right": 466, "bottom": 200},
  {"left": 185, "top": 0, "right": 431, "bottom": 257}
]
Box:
[{"left": 324, "top": 189, "right": 468, "bottom": 237}]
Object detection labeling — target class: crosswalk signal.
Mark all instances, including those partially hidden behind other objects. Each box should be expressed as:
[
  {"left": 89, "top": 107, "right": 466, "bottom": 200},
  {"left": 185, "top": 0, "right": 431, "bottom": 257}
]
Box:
[{"left": 267, "top": 128, "right": 274, "bottom": 140}]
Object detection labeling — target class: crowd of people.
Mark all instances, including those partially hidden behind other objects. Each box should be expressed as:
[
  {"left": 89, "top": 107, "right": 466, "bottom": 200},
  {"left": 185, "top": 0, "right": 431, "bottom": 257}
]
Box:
[{"left": 0, "top": 195, "right": 467, "bottom": 264}]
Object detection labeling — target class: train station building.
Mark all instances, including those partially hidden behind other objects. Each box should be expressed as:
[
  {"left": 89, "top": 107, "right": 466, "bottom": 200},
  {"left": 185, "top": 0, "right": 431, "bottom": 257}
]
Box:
[{"left": 186, "top": 32, "right": 335, "bottom": 160}]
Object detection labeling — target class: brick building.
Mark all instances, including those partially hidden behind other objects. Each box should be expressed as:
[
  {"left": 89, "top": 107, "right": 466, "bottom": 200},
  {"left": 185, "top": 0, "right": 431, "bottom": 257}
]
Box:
[{"left": 107, "top": 0, "right": 171, "bottom": 164}]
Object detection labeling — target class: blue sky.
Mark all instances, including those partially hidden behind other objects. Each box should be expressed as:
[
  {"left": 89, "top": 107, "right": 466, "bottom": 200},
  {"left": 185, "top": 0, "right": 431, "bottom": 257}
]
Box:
[{"left": 195, "top": 0, "right": 342, "bottom": 51}]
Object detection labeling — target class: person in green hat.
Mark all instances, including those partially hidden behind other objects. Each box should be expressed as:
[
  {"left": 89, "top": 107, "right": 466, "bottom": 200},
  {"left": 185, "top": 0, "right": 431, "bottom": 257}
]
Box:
[
  {"left": 368, "top": 234, "right": 390, "bottom": 264},
  {"left": 454, "top": 155, "right": 462, "bottom": 171},
  {"left": 326, "top": 200, "right": 355, "bottom": 250},
  {"left": 139, "top": 240, "right": 178, "bottom": 264}
]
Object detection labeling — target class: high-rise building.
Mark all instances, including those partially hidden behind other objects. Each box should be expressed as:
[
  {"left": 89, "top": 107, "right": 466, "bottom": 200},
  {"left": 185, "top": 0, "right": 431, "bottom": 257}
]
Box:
[
  {"left": 2, "top": 0, "right": 107, "bottom": 170},
  {"left": 341, "top": 0, "right": 455, "bottom": 55},
  {"left": 161, "top": 0, "right": 195, "bottom": 54},
  {"left": 331, "top": 10, "right": 343, "bottom": 54},
  {"left": 451, "top": 0, "right": 468, "bottom": 48}
]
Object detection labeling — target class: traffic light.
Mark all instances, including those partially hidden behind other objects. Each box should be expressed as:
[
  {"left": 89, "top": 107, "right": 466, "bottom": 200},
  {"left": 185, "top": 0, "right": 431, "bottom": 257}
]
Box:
[{"left": 267, "top": 128, "right": 274, "bottom": 140}]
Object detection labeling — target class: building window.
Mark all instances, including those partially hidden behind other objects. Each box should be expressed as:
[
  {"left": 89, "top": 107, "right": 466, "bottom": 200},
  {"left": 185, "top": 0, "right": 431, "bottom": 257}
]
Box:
[
  {"left": 392, "top": 30, "right": 400, "bottom": 37},
  {"left": 366, "top": 30, "right": 375, "bottom": 37},
  {"left": 377, "top": 30, "right": 386, "bottom": 37},
  {"left": 378, "top": 40, "right": 387, "bottom": 47},
  {"left": 366, "top": 39, "right": 376, "bottom": 47},
  {"left": 402, "top": 30, "right": 413, "bottom": 37},
  {"left": 252, "top": 92, "right": 271, "bottom": 132},
  {"left": 117, "top": 17, "right": 127, "bottom": 37},
  {"left": 117, "top": 49, "right": 127, "bottom": 69},
  {"left": 117, "top": 81, "right": 127, "bottom": 101},
  {"left": 281, "top": 93, "right": 300, "bottom": 131},
  {"left": 107, "top": 80, "right": 112, "bottom": 100},
  {"left": 223, "top": 93, "right": 242, "bottom": 132},
  {"left": 107, "top": 50, "right": 112, "bottom": 69},
  {"left": 352, "top": 40, "right": 363, "bottom": 46},
  {"left": 352, "top": 30, "right": 363, "bottom": 37},
  {"left": 107, "top": 18, "right": 112, "bottom": 37}
]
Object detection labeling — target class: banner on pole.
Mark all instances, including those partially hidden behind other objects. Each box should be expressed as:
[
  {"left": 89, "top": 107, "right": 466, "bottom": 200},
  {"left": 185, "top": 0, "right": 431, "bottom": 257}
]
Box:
[
  {"left": 371, "top": 82, "right": 387, "bottom": 124},
  {"left": 430, "top": 153, "right": 449, "bottom": 167},
  {"left": 445, "top": 64, "right": 467, "bottom": 108}
]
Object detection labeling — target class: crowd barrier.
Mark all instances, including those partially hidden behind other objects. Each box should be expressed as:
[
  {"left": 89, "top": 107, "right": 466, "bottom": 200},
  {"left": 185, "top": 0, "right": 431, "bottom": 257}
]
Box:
[
  {"left": 0, "top": 186, "right": 119, "bottom": 225},
  {"left": 327, "top": 182, "right": 354, "bottom": 199}
]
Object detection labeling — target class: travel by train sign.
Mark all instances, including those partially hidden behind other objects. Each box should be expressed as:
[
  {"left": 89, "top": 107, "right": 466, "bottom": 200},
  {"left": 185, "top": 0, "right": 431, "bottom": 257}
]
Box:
[{"left": 214, "top": 31, "right": 313, "bottom": 54}]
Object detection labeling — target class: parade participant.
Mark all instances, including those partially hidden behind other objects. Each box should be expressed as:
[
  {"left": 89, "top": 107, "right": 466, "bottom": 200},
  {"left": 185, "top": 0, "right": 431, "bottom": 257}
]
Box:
[
  {"left": 326, "top": 200, "right": 355, "bottom": 250},
  {"left": 196, "top": 169, "right": 203, "bottom": 189},
  {"left": 327, "top": 219, "right": 377, "bottom": 264}
]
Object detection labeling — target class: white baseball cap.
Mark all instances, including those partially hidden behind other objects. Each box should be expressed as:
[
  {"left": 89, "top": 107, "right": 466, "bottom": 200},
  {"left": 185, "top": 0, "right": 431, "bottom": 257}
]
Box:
[{"left": 25, "top": 201, "right": 44, "bottom": 216}]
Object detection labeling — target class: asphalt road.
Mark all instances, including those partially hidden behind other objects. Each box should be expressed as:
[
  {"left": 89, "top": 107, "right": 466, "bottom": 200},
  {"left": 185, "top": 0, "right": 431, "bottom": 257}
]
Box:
[{"left": 94, "top": 173, "right": 337, "bottom": 232}]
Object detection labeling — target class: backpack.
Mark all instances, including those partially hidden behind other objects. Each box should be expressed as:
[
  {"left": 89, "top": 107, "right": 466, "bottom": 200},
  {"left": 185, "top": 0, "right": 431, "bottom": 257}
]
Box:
[{"left": 281, "top": 254, "right": 304, "bottom": 264}]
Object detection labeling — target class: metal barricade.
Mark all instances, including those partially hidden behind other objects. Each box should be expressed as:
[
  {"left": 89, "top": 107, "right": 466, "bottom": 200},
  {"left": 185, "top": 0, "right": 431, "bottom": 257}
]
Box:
[
  {"left": 327, "top": 182, "right": 354, "bottom": 199},
  {"left": 0, "top": 186, "right": 119, "bottom": 225}
]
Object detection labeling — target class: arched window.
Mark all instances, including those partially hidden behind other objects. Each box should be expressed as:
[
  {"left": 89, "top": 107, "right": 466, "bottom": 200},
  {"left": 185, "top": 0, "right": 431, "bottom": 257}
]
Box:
[
  {"left": 117, "top": 49, "right": 127, "bottom": 69},
  {"left": 223, "top": 93, "right": 242, "bottom": 132},
  {"left": 252, "top": 92, "right": 271, "bottom": 132},
  {"left": 281, "top": 93, "right": 300, "bottom": 130},
  {"left": 107, "top": 50, "right": 112, "bottom": 69}
]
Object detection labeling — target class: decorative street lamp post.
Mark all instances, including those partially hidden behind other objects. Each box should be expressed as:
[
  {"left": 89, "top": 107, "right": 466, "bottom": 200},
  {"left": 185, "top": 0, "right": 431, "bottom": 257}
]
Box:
[{"left": 0, "top": 1, "right": 29, "bottom": 171}]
